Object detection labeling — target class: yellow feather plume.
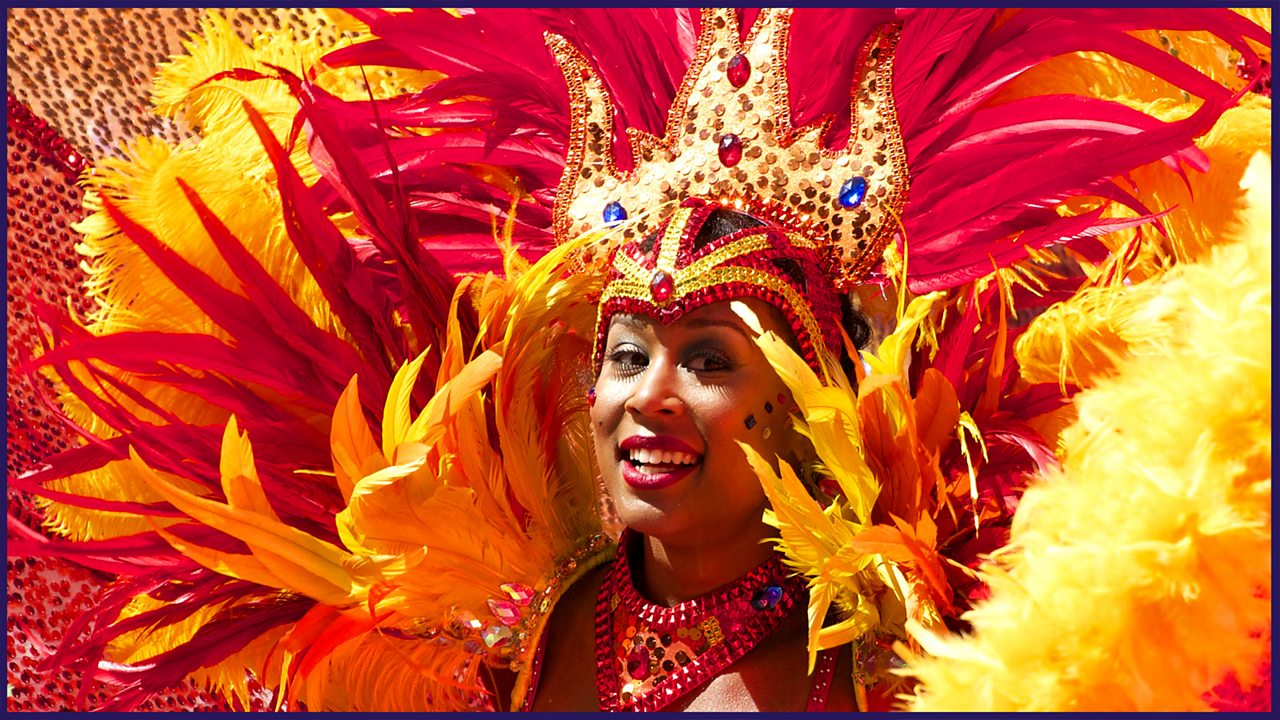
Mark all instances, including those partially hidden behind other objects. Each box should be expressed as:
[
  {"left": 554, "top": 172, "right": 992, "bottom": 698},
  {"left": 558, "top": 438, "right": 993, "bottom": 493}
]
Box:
[
  {"left": 743, "top": 443, "right": 903, "bottom": 674},
  {"left": 736, "top": 292, "right": 967, "bottom": 684},
  {"left": 39, "top": 5, "right": 449, "bottom": 542},
  {"left": 39, "top": 13, "right": 556, "bottom": 702},
  {"left": 132, "top": 431, "right": 412, "bottom": 607},
  {"left": 900, "top": 153, "right": 1271, "bottom": 711},
  {"left": 234, "top": 227, "right": 614, "bottom": 710},
  {"left": 1016, "top": 96, "right": 1271, "bottom": 390}
]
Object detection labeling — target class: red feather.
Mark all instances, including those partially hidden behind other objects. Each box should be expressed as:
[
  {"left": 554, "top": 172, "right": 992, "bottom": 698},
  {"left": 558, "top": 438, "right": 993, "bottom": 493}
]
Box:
[
  {"left": 88, "top": 594, "right": 311, "bottom": 711},
  {"left": 787, "top": 8, "right": 897, "bottom": 144}
]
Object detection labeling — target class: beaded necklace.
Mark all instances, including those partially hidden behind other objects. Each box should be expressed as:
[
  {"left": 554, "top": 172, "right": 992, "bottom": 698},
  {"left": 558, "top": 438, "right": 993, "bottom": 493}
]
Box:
[{"left": 593, "top": 531, "right": 815, "bottom": 711}]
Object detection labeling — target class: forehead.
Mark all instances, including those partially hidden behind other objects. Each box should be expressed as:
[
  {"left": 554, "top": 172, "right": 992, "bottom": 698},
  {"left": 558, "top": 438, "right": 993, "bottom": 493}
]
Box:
[{"left": 607, "top": 299, "right": 792, "bottom": 338}]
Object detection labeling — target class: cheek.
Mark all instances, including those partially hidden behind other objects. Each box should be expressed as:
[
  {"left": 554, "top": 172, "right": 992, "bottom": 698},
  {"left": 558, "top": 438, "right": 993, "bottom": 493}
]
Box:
[
  {"left": 726, "top": 383, "right": 795, "bottom": 456},
  {"left": 589, "top": 379, "right": 625, "bottom": 429},
  {"left": 589, "top": 390, "right": 619, "bottom": 483},
  {"left": 693, "top": 386, "right": 772, "bottom": 450},
  {"left": 589, "top": 396, "right": 604, "bottom": 431},
  {"left": 589, "top": 380, "right": 632, "bottom": 472}
]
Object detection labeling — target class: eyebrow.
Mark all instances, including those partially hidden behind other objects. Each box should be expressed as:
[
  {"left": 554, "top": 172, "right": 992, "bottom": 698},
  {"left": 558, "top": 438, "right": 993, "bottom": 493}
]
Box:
[
  {"left": 612, "top": 313, "right": 755, "bottom": 342},
  {"left": 681, "top": 316, "right": 755, "bottom": 341},
  {"left": 612, "top": 314, "right": 649, "bottom": 330}
]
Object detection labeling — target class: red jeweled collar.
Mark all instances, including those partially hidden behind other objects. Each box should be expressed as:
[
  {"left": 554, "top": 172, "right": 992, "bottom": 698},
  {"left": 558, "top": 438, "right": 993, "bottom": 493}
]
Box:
[{"left": 594, "top": 531, "right": 805, "bottom": 711}]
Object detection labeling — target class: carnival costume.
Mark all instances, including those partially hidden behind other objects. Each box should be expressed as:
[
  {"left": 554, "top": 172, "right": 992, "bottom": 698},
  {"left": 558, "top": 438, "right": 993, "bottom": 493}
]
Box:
[{"left": 7, "top": 7, "right": 1271, "bottom": 712}]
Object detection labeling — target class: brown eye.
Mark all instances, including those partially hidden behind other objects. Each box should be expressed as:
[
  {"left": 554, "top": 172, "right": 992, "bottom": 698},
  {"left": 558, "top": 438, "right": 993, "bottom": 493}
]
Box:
[{"left": 607, "top": 345, "right": 648, "bottom": 376}]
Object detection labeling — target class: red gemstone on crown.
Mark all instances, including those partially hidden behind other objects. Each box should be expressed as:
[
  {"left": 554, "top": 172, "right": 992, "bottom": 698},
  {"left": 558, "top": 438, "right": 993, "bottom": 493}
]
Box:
[
  {"left": 727, "top": 52, "right": 750, "bottom": 87},
  {"left": 718, "top": 134, "right": 742, "bottom": 167},
  {"left": 650, "top": 269, "right": 675, "bottom": 302}
]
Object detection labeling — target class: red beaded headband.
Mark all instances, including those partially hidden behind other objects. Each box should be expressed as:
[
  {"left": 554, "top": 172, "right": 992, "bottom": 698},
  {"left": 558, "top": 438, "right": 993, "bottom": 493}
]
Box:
[{"left": 592, "top": 197, "right": 843, "bottom": 374}]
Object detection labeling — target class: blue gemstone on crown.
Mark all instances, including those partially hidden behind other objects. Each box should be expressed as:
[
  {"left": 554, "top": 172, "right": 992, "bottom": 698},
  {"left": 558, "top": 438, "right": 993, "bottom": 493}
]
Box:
[
  {"left": 838, "top": 176, "right": 868, "bottom": 209},
  {"left": 603, "top": 201, "right": 627, "bottom": 225}
]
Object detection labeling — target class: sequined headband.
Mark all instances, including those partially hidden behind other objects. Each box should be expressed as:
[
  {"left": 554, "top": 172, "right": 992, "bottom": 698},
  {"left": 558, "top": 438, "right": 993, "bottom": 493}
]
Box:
[
  {"left": 549, "top": 8, "right": 908, "bottom": 293},
  {"left": 592, "top": 197, "right": 843, "bottom": 373}
]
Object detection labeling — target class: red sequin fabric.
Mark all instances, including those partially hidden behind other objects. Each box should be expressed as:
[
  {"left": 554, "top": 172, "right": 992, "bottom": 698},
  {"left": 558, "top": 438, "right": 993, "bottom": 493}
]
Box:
[
  {"left": 594, "top": 532, "right": 805, "bottom": 711},
  {"left": 4, "top": 92, "right": 247, "bottom": 714}
]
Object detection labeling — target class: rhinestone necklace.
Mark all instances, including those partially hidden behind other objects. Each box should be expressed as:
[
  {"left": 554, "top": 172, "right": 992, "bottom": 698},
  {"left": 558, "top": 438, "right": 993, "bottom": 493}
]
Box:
[{"left": 594, "top": 531, "right": 806, "bottom": 711}]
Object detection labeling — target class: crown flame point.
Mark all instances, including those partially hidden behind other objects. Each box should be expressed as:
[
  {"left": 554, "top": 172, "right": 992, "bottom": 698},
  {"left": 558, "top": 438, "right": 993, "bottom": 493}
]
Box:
[{"left": 550, "top": 8, "right": 908, "bottom": 290}]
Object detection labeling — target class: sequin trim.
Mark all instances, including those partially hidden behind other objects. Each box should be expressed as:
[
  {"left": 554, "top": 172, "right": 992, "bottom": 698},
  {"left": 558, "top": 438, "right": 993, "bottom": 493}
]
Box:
[
  {"left": 594, "top": 530, "right": 805, "bottom": 711},
  {"left": 6, "top": 93, "right": 88, "bottom": 178}
]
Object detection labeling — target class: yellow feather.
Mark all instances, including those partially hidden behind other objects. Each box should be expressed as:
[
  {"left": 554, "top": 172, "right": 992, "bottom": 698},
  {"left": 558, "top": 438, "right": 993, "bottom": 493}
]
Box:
[
  {"left": 41, "top": 10, "right": 362, "bottom": 541},
  {"left": 406, "top": 350, "right": 504, "bottom": 446},
  {"left": 190, "top": 624, "right": 287, "bottom": 710},
  {"left": 744, "top": 442, "right": 888, "bottom": 673},
  {"left": 806, "top": 582, "right": 834, "bottom": 674},
  {"left": 335, "top": 460, "right": 432, "bottom": 558},
  {"left": 954, "top": 411, "right": 988, "bottom": 534},
  {"left": 31, "top": 9, "right": 617, "bottom": 709},
  {"left": 130, "top": 446, "right": 364, "bottom": 604},
  {"left": 901, "top": 153, "right": 1272, "bottom": 711},
  {"left": 1018, "top": 97, "right": 1273, "bottom": 390},
  {"left": 151, "top": 521, "right": 289, "bottom": 589},
  {"left": 863, "top": 291, "right": 944, "bottom": 380},
  {"left": 105, "top": 593, "right": 226, "bottom": 665},
  {"left": 435, "top": 278, "right": 473, "bottom": 386},
  {"left": 751, "top": 326, "right": 881, "bottom": 521},
  {"left": 382, "top": 348, "right": 432, "bottom": 459},
  {"left": 329, "top": 375, "right": 381, "bottom": 504},
  {"left": 350, "top": 445, "right": 429, "bottom": 502},
  {"left": 218, "top": 415, "right": 282, "bottom": 522}
]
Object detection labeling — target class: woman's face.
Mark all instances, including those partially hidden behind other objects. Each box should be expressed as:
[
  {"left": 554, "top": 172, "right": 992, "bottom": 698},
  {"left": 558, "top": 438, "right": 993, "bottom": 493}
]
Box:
[{"left": 591, "top": 299, "right": 800, "bottom": 546}]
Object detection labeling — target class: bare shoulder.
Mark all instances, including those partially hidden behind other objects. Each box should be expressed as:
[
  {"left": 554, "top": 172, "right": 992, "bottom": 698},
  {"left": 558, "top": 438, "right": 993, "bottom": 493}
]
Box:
[{"left": 526, "top": 562, "right": 609, "bottom": 711}]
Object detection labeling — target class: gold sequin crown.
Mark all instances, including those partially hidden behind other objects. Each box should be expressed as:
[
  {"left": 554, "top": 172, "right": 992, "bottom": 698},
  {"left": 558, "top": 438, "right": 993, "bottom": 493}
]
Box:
[{"left": 548, "top": 8, "right": 908, "bottom": 292}]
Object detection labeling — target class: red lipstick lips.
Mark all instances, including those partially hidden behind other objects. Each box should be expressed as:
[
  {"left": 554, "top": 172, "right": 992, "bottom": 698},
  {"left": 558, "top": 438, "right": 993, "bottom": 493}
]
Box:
[{"left": 619, "top": 435, "right": 701, "bottom": 490}]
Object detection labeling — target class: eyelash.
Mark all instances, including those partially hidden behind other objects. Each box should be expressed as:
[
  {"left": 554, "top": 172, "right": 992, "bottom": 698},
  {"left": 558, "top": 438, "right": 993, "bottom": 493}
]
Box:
[
  {"left": 688, "top": 350, "right": 732, "bottom": 372},
  {"left": 608, "top": 347, "right": 647, "bottom": 376},
  {"left": 605, "top": 347, "right": 734, "bottom": 375}
]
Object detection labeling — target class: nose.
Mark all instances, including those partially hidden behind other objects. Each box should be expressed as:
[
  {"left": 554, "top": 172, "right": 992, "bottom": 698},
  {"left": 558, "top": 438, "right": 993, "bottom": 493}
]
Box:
[{"left": 624, "top": 355, "right": 685, "bottom": 417}]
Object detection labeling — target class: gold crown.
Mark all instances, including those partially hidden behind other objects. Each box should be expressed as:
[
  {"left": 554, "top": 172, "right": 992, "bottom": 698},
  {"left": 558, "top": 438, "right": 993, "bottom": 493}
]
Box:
[{"left": 548, "top": 8, "right": 908, "bottom": 291}]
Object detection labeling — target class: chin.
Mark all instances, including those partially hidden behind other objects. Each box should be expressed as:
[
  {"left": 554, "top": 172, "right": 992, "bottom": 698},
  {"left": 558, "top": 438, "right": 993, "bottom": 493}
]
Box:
[{"left": 605, "top": 485, "right": 698, "bottom": 541}]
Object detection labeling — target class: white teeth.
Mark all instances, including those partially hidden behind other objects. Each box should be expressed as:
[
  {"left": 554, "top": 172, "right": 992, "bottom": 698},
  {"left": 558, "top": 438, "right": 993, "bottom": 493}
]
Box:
[{"left": 628, "top": 448, "right": 697, "bottom": 465}]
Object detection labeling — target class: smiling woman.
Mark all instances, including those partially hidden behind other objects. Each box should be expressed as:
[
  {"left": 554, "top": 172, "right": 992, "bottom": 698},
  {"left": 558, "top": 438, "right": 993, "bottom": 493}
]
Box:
[
  {"left": 533, "top": 206, "right": 863, "bottom": 710},
  {"left": 592, "top": 208, "right": 825, "bottom": 548}
]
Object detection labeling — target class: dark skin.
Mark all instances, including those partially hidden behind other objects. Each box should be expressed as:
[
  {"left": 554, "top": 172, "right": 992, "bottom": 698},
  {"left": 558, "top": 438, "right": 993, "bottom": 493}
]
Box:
[{"left": 513, "top": 301, "right": 856, "bottom": 711}]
